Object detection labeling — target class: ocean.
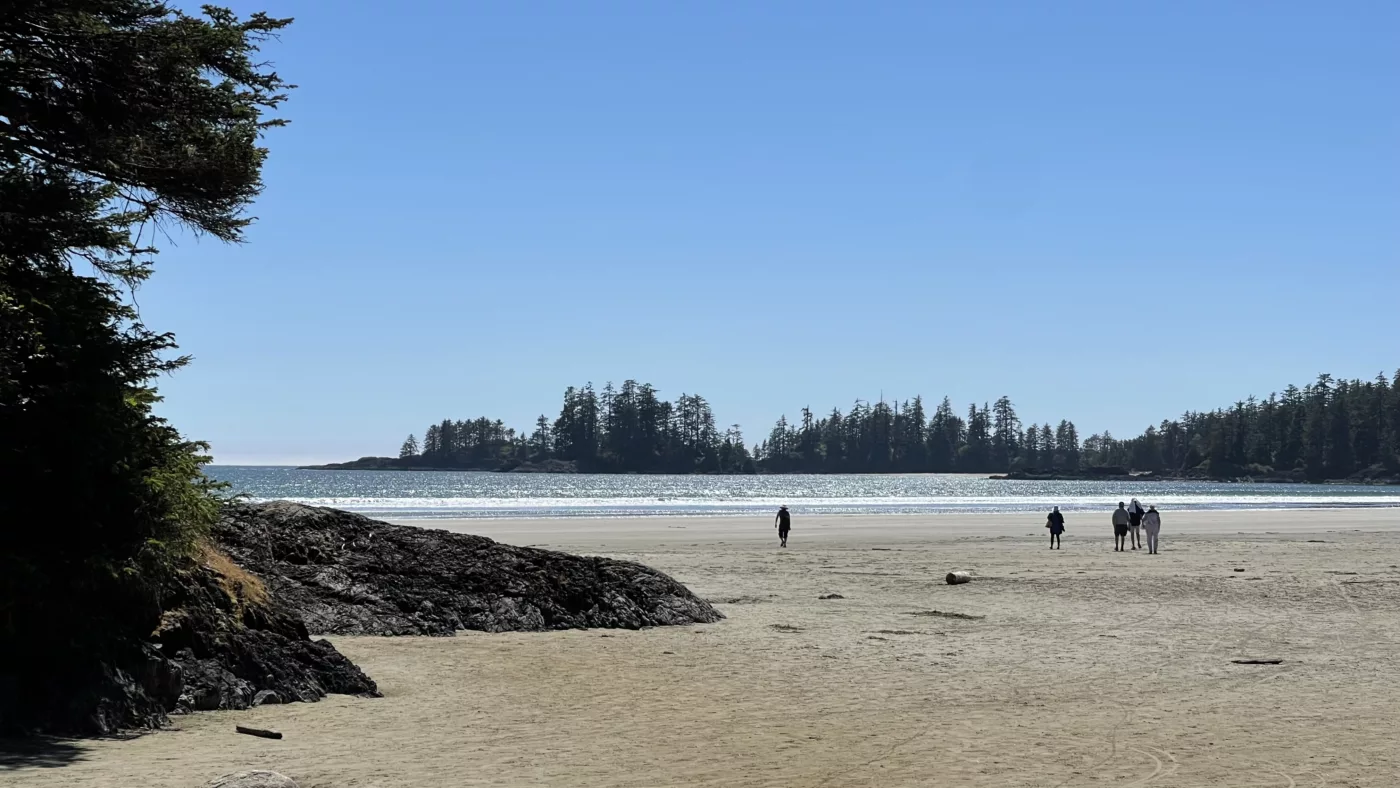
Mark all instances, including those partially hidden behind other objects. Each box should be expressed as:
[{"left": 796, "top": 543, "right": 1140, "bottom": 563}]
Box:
[{"left": 208, "top": 466, "right": 1400, "bottom": 521}]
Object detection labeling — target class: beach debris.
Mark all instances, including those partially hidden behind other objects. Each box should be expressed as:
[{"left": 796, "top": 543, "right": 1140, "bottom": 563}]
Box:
[
  {"left": 1233, "top": 568, "right": 1245, "bottom": 572},
  {"left": 818, "top": 593, "right": 845, "bottom": 600},
  {"left": 235, "top": 725, "right": 283, "bottom": 740},
  {"left": 207, "top": 771, "right": 299, "bottom": 788},
  {"left": 251, "top": 690, "right": 282, "bottom": 707},
  {"left": 1231, "top": 659, "right": 1283, "bottom": 665},
  {"left": 1306, "top": 540, "right": 1327, "bottom": 543},
  {"left": 945, "top": 571, "right": 973, "bottom": 585},
  {"left": 909, "top": 610, "right": 984, "bottom": 621}
]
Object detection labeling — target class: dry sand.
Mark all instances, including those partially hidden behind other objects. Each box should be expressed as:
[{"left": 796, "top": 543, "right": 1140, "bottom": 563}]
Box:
[{"left": 6, "top": 508, "right": 1400, "bottom": 787}]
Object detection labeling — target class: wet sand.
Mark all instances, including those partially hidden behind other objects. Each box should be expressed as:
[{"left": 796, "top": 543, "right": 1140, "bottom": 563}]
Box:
[{"left": 6, "top": 508, "right": 1400, "bottom": 787}]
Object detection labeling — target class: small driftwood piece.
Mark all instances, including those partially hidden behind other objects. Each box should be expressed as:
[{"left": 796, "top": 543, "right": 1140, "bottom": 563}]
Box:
[
  {"left": 236, "top": 725, "right": 283, "bottom": 740},
  {"left": 1231, "top": 659, "right": 1283, "bottom": 665},
  {"left": 945, "top": 571, "right": 972, "bottom": 585}
]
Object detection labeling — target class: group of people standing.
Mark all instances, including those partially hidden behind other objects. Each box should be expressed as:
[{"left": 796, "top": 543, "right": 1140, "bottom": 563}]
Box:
[
  {"left": 1046, "top": 498, "right": 1162, "bottom": 553},
  {"left": 770, "top": 501, "right": 1163, "bottom": 553}
]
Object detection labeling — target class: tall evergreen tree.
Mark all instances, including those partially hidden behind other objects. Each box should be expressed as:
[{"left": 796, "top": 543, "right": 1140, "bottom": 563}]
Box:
[
  {"left": 1, "top": 1, "right": 294, "bottom": 732},
  {"left": 1054, "top": 420, "right": 1080, "bottom": 470},
  {"left": 990, "top": 396, "right": 1021, "bottom": 470},
  {"left": 961, "top": 404, "right": 992, "bottom": 471},
  {"left": 529, "top": 416, "right": 552, "bottom": 461},
  {"left": 1022, "top": 424, "right": 1041, "bottom": 469}
]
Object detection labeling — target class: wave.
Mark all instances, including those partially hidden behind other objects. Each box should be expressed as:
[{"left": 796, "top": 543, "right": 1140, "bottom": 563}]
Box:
[{"left": 245, "top": 494, "right": 1400, "bottom": 519}]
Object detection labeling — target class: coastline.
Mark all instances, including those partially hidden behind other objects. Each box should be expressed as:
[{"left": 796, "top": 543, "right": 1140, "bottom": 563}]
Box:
[
  {"left": 390, "top": 506, "right": 1400, "bottom": 549},
  {"left": 294, "top": 461, "right": 1400, "bottom": 485},
  {"left": 16, "top": 506, "right": 1400, "bottom": 787}
]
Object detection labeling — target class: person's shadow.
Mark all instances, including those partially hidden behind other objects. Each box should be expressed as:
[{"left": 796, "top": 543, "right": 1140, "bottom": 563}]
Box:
[{"left": 0, "top": 737, "right": 88, "bottom": 770}]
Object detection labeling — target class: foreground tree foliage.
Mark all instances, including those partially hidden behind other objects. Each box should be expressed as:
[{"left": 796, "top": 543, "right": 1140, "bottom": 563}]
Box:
[{"left": 0, "top": 1, "right": 290, "bottom": 731}]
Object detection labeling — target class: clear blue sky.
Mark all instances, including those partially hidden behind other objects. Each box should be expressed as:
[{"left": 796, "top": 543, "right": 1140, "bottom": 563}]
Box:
[{"left": 142, "top": 0, "right": 1399, "bottom": 465}]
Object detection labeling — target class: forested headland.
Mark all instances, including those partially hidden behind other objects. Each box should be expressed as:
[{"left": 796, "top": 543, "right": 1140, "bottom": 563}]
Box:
[{"left": 307, "top": 371, "right": 1400, "bottom": 483}]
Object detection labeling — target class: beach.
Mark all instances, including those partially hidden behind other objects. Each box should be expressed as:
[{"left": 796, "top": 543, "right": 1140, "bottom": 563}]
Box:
[{"left": 7, "top": 508, "right": 1400, "bottom": 787}]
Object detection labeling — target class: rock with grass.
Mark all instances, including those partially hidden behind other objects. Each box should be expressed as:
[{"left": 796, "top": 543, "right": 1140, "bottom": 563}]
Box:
[
  {"left": 213, "top": 502, "right": 724, "bottom": 636},
  {"left": 0, "top": 547, "right": 377, "bottom": 736},
  {"left": 155, "top": 559, "right": 379, "bottom": 716}
]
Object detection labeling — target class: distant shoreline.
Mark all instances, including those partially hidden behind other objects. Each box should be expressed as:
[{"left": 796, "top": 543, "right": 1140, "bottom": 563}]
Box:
[
  {"left": 987, "top": 470, "right": 1400, "bottom": 486},
  {"left": 292, "top": 458, "right": 1399, "bottom": 485}
]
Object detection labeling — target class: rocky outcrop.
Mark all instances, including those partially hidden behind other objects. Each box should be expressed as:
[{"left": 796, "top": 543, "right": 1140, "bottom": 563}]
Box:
[
  {"left": 213, "top": 502, "right": 723, "bottom": 636},
  {"left": 155, "top": 563, "right": 379, "bottom": 714},
  {"left": 0, "top": 557, "right": 378, "bottom": 736}
]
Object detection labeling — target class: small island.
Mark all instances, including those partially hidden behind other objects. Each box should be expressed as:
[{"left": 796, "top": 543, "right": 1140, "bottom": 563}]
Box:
[{"left": 303, "top": 373, "right": 1400, "bottom": 485}]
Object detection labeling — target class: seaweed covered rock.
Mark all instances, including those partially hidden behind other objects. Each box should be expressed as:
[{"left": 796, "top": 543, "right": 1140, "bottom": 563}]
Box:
[{"left": 214, "top": 502, "right": 724, "bottom": 636}]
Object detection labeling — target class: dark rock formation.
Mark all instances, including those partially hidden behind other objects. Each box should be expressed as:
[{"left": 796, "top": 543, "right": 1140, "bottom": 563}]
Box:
[
  {"left": 156, "top": 563, "right": 379, "bottom": 714},
  {"left": 0, "top": 558, "right": 377, "bottom": 736},
  {"left": 213, "top": 502, "right": 723, "bottom": 636}
]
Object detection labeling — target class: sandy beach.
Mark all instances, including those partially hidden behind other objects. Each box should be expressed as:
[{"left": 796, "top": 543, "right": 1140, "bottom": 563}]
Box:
[{"left": 6, "top": 508, "right": 1400, "bottom": 787}]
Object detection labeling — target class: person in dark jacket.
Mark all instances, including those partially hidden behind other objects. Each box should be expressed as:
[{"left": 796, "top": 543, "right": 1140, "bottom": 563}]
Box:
[
  {"left": 1045, "top": 506, "right": 1066, "bottom": 549},
  {"left": 775, "top": 505, "right": 791, "bottom": 548},
  {"left": 1127, "top": 498, "right": 1146, "bottom": 550}
]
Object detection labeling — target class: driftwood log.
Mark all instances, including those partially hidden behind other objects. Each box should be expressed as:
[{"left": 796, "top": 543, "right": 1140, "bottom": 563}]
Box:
[
  {"left": 236, "top": 725, "right": 283, "bottom": 740},
  {"left": 945, "top": 571, "right": 972, "bottom": 585}
]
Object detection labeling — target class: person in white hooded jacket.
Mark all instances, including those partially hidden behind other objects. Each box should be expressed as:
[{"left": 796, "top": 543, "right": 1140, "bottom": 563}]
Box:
[{"left": 1143, "top": 505, "right": 1162, "bottom": 554}]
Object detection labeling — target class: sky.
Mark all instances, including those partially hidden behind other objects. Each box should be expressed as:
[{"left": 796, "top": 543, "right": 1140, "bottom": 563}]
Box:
[{"left": 141, "top": 0, "right": 1399, "bottom": 465}]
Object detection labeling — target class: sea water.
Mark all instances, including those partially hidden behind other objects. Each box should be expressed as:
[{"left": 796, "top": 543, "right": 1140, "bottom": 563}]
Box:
[{"left": 208, "top": 466, "right": 1400, "bottom": 520}]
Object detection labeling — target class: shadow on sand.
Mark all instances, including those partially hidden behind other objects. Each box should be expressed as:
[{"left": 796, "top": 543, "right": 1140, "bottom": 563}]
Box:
[{"left": 0, "top": 737, "right": 90, "bottom": 770}]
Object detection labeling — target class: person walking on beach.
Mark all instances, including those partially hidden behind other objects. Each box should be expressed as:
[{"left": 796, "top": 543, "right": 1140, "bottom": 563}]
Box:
[
  {"left": 1127, "top": 498, "right": 1146, "bottom": 550},
  {"left": 1143, "top": 505, "right": 1162, "bottom": 554},
  {"left": 775, "top": 505, "right": 792, "bottom": 548},
  {"left": 1046, "top": 506, "right": 1066, "bottom": 549},
  {"left": 1111, "top": 502, "right": 1131, "bottom": 552}
]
